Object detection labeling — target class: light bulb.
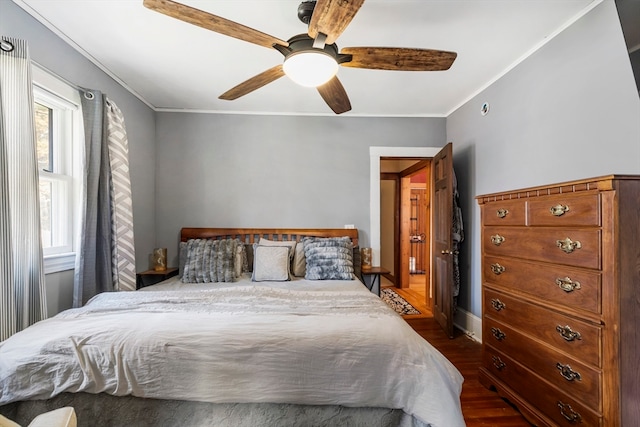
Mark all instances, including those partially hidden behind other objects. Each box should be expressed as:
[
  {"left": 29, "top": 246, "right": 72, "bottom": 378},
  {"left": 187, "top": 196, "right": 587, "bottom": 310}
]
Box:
[{"left": 283, "top": 51, "right": 339, "bottom": 87}]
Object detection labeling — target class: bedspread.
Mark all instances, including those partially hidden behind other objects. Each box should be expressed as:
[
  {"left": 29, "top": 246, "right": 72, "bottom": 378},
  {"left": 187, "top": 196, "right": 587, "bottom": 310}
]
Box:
[{"left": 0, "top": 280, "right": 464, "bottom": 427}]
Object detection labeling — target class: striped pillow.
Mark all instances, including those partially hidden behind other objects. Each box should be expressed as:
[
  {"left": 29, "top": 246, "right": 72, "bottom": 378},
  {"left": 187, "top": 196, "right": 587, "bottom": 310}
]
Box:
[
  {"left": 302, "top": 236, "right": 354, "bottom": 280},
  {"left": 181, "top": 238, "right": 240, "bottom": 283}
]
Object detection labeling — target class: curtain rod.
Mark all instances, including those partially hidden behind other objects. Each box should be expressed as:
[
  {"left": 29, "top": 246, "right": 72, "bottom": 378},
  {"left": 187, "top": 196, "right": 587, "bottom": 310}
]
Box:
[
  {"left": 31, "top": 60, "right": 86, "bottom": 93},
  {"left": 1, "top": 38, "right": 15, "bottom": 52},
  {"left": 31, "top": 61, "right": 99, "bottom": 100}
]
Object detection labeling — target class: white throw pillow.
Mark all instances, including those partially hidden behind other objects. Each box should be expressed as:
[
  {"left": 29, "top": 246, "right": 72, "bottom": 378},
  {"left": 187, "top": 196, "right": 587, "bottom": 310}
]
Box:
[
  {"left": 258, "top": 238, "right": 296, "bottom": 261},
  {"left": 252, "top": 245, "right": 290, "bottom": 282}
]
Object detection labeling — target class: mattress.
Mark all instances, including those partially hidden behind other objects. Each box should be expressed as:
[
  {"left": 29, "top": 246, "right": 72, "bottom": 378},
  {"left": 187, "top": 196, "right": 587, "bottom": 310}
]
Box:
[{"left": 0, "top": 276, "right": 465, "bottom": 427}]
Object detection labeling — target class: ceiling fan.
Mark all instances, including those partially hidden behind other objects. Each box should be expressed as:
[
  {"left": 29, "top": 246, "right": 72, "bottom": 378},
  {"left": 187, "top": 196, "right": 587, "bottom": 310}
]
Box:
[{"left": 143, "top": 0, "right": 457, "bottom": 114}]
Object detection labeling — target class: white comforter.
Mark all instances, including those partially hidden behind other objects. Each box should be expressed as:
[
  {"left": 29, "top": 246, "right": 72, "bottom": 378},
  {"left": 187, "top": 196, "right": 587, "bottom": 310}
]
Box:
[{"left": 0, "top": 277, "right": 465, "bottom": 427}]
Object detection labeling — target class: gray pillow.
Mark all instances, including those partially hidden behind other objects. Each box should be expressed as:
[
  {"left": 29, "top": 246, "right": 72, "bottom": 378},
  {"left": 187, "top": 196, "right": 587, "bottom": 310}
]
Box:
[
  {"left": 352, "top": 246, "right": 362, "bottom": 281},
  {"left": 235, "top": 243, "right": 247, "bottom": 278},
  {"left": 302, "top": 236, "right": 354, "bottom": 280},
  {"left": 216, "top": 238, "right": 237, "bottom": 283},
  {"left": 182, "top": 238, "right": 218, "bottom": 283},
  {"left": 181, "top": 238, "right": 240, "bottom": 283},
  {"left": 179, "top": 241, "right": 187, "bottom": 276}
]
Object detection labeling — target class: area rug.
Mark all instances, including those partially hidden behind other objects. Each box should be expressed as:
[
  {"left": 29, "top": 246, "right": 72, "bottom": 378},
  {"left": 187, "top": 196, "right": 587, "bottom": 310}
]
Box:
[{"left": 381, "top": 288, "right": 421, "bottom": 315}]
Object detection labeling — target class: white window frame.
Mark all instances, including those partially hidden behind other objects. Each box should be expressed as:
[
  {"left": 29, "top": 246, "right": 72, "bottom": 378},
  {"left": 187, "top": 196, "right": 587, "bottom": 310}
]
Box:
[{"left": 32, "top": 65, "right": 83, "bottom": 274}]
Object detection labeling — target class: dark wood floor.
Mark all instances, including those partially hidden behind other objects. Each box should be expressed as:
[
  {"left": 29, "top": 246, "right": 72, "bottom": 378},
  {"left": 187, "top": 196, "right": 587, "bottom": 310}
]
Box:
[
  {"left": 384, "top": 276, "right": 531, "bottom": 425},
  {"left": 405, "top": 316, "right": 532, "bottom": 426}
]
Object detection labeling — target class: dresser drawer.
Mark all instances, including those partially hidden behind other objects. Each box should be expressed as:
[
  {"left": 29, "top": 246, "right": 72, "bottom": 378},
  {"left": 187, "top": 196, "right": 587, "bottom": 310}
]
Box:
[
  {"left": 528, "top": 192, "right": 600, "bottom": 227},
  {"left": 483, "top": 347, "right": 602, "bottom": 427},
  {"left": 484, "top": 226, "right": 601, "bottom": 269},
  {"left": 484, "top": 289, "right": 602, "bottom": 367},
  {"left": 483, "top": 256, "right": 602, "bottom": 316},
  {"left": 482, "top": 200, "right": 526, "bottom": 226},
  {"left": 483, "top": 317, "right": 601, "bottom": 409}
]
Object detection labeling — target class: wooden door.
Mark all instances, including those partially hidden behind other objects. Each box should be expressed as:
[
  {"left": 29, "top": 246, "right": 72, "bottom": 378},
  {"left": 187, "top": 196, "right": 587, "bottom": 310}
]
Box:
[{"left": 432, "top": 143, "right": 454, "bottom": 338}]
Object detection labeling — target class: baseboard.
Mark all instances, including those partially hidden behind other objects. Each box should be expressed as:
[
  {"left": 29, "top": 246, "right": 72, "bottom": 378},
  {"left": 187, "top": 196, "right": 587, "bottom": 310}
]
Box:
[{"left": 454, "top": 308, "right": 482, "bottom": 343}]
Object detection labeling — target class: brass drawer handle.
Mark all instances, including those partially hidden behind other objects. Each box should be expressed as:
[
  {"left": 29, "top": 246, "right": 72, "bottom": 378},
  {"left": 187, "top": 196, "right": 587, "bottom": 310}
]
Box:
[
  {"left": 556, "top": 237, "right": 582, "bottom": 254},
  {"left": 490, "top": 263, "right": 505, "bottom": 275},
  {"left": 556, "top": 363, "right": 582, "bottom": 382},
  {"left": 491, "top": 234, "right": 505, "bottom": 246},
  {"left": 491, "top": 327, "right": 506, "bottom": 341},
  {"left": 556, "top": 325, "right": 582, "bottom": 342},
  {"left": 550, "top": 204, "right": 570, "bottom": 216},
  {"left": 490, "top": 298, "right": 506, "bottom": 312},
  {"left": 492, "top": 355, "right": 506, "bottom": 371},
  {"left": 557, "top": 401, "right": 582, "bottom": 423},
  {"left": 496, "top": 208, "right": 509, "bottom": 218},
  {"left": 556, "top": 277, "right": 581, "bottom": 293}
]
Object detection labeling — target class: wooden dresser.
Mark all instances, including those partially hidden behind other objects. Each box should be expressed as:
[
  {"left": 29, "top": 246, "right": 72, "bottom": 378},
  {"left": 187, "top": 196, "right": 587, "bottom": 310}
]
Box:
[{"left": 476, "top": 175, "right": 640, "bottom": 426}]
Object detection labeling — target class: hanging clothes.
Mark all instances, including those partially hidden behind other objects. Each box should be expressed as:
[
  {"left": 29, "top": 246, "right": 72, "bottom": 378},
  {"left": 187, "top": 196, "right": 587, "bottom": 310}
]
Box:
[{"left": 452, "top": 170, "right": 464, "bottom": 311}]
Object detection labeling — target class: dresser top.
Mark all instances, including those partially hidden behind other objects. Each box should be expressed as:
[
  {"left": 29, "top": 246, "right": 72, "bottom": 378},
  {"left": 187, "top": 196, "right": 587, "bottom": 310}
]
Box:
[{"left": 476, "top": 174, "right": 640, "bottom": 204}]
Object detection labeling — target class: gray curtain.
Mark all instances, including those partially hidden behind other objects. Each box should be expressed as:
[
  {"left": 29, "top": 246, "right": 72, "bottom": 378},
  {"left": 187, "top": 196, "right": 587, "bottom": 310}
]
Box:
[
  {"left": 74, "top": 90, "right": 135, "bottom": 307},
  {"left": 0, "top": 37, "right": 47, "bottom": 341}
]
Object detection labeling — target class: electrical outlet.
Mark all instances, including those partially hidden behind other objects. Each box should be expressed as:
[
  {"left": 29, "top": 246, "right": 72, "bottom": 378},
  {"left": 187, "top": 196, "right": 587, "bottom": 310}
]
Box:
[{"left": 344, "top": 224, "right": 355, "bottom": 229}]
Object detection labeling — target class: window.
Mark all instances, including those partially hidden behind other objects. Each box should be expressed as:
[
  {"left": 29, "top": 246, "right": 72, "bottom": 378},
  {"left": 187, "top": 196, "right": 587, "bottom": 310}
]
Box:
[{"left": 32, "top": 66, "right": 82, "bottom": 273}]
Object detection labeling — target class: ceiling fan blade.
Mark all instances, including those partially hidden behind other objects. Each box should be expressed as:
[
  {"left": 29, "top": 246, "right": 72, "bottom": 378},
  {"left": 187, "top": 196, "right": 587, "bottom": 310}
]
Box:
[
  {"left": 340, "top": 47, "right": 457, "bottom": 71},
  {"left": 308, "top": 0, "right": 365, "bottom": 45},
  {"left": 219, "top": 65, "right": 285, "bottom": 100},
  {"left": 143, "top": 0, "right": 288, "bottom": 49},
  {"left": 317, "top": 76, "right": 352, "bottom": 114}
]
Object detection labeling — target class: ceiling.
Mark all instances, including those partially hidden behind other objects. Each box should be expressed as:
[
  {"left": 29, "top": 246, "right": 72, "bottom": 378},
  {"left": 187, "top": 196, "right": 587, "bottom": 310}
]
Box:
[{"left": 14, "top": 0, "right": 605, "bottom": 117}]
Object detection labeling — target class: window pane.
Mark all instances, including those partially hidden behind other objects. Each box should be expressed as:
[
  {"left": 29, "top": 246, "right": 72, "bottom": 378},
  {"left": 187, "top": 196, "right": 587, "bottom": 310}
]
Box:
[
  {"left": 39, "top": 180, "right": 52, "bottom": 248},
  {"left": 34, "top": 103, "right": 52, "bottom": 172},
  {"left": 33, "top": 69, "right": 80, "bottom": 265}
]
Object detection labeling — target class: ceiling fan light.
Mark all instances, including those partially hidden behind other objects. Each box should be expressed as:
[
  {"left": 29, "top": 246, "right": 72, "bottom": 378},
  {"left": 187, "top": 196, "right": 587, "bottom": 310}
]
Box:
[{"left": 283, "top": 51, "right": 339, "bottom": 87}]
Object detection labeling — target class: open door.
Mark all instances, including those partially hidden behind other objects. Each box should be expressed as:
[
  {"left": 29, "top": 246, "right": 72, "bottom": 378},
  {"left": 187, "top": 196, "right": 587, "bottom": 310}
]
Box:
[{"left": 432, "top": 143, "right": 454, "bottom": 338}]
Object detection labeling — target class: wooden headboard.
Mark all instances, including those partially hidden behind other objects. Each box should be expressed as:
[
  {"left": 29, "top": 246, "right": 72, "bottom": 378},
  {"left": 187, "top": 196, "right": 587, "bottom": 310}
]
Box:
[{"left": 180, "top": 228, "right": 359, "bottom": 247}]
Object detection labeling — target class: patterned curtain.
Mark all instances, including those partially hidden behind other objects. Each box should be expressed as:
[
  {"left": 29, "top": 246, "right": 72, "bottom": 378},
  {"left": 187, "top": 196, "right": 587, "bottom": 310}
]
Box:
[
  {"left": 105, "top": 99, "right": 136, "bottom": 293},
  {"left": 73, "top": 90, "right": 135, "bottom": 307},
  {"left": 0, "top": 37, "right": 47, "bottom": 341}
]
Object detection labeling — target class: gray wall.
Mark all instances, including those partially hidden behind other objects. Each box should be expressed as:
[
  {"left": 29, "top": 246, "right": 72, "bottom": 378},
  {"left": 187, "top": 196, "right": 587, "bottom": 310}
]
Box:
[
  {"left": 155, "top": 113, "right": 446, "bottom": 268},
  {"left": 2, "top": 1, "right": 157, "bottom": 314},
  {"left": 447, "top": 0, "right": 640, "bottom": 317}
]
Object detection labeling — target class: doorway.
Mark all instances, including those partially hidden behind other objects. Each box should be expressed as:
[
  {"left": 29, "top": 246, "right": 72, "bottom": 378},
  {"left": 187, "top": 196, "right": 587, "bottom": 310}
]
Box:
[
  {"left": 371, "top": 145, "right": 456, "bottom": 336},
  {"left": 368, "top": 146, "right": 441, "bottom": 265},
  {"left": 380, "top": 158, "right": 432, "bottom": 312}
]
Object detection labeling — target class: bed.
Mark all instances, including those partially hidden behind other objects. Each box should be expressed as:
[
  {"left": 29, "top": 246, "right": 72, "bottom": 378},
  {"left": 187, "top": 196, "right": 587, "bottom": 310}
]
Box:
[{"left": 0, "top": 228, "right": 465, "bottom": 427}]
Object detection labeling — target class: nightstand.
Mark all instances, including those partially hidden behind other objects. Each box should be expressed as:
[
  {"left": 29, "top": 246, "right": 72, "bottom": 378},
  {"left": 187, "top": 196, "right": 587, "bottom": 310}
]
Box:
[
  {"left": 136, "top": 267, "right": 179, "bottom": 289},
  {"left": 361, "top": 267, "right": 389, "bottom": 296}
]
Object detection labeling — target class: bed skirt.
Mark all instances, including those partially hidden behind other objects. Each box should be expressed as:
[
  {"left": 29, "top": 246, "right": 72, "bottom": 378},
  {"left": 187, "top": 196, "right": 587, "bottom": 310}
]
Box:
[{"left": 1, "top": 394, "right": 430, "bottom": 427}]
